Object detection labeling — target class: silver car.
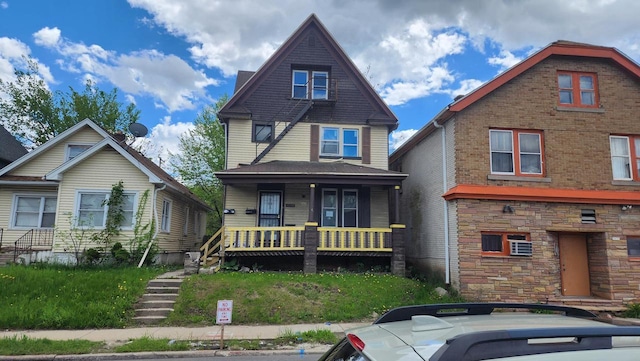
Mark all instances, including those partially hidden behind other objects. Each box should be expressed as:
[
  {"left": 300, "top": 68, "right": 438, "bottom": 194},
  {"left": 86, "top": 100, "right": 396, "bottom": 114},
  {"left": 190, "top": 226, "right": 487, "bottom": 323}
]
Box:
[{"left": 318, "top": 303, "right": 640, "bottom": 361}]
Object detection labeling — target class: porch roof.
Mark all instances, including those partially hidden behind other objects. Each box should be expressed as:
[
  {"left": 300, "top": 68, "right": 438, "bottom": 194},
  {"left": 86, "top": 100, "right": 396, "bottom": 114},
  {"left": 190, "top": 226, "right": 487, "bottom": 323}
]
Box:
[{"left": 215, "top": 160, "right": 407, "bottom": 185}]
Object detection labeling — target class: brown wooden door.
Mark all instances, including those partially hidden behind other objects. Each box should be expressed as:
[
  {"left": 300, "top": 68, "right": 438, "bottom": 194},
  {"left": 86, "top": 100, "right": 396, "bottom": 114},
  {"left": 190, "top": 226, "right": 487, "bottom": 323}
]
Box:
[{"left": 559, "top": 233, "right": 591, "bottom": 296}]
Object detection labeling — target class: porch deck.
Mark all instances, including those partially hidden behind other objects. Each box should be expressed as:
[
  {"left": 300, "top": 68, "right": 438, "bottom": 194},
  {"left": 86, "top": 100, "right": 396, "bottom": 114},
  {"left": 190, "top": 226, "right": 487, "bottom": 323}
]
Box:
[{"left": 200, "top": 225, "right": 398, "bottom": 269}]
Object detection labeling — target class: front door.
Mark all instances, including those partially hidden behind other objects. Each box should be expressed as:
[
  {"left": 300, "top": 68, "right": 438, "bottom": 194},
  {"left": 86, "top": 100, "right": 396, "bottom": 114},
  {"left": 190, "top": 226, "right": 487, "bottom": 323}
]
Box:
[
  {"left": 559, "top": 233, "right": 591, "bottom": 296},
  {"left": 258, "top": 191, "right": 282, "bottom": 227}
]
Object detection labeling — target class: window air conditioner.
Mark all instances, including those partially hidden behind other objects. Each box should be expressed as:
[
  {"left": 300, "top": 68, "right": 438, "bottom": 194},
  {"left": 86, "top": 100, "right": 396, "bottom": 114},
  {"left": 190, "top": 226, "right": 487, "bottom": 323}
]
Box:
[{"left": 509, "top": 240, "right": 533, "bottom": 256}]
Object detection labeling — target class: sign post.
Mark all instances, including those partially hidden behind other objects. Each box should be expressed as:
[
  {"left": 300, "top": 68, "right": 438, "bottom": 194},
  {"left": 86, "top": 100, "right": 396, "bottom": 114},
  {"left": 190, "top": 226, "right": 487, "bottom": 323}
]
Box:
[{"left": 216, "top": 300, "right": 233, "bottom": 350}]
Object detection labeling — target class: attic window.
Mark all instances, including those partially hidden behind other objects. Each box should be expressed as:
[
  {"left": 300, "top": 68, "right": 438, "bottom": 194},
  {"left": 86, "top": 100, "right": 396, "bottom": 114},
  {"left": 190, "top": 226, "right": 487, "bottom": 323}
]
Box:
[
  {"left": 292, "top": 69, "right": 328, "bottom": 99},
  {"left": 581, "top": 209, "right": 596, "bottom": 224},
  {"left": 558, "top": 72, "right": 598, "bottom": 108},
  {"left": 66, "top": 144, "right": 92, "bottom": 161}
]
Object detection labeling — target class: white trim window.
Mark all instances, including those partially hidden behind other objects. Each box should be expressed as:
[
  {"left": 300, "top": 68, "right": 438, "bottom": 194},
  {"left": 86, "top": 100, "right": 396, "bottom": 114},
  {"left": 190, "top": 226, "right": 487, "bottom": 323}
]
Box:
[
  {"left": 610, "top": 135, "right": 639, "bottom": 180},
  {"left": 312, "top": 71, "right": 328, "bottom": 99},
  {"left": 193, "top": 211, "right": 201, "bottom": 237},
  {"left": 183, "top": 206, "right": 190, "bottom": 236},
  {"left": 321, "top": 127, "right": 359, "bottom": 157},
  {"left": 490, "top": 129, "right": 543, "bottom": 176},
  {"left": 321, "top": 189, "right": 338, "bottom": 227},
  {"left": 12, "top": 195, "right": 57, "bottom": 228},
  {"left": 76, "top": 191, "right": 135, "bottom": 228},
  {"left": 292, "top": 70, "right": 309, "bottom": 99},
  {"left": 66, "top": 144, "right": 93, "bottom": 161},
  {"left": 342, "top": 189, "right": 358, "bottom": 227},
  {"left": 161, "top": 199, "right": 172, "bottom": 232}
]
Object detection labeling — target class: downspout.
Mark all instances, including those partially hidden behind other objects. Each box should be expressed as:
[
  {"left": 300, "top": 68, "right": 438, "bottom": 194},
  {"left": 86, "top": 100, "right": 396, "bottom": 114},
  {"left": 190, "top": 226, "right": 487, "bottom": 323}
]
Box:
[
  {"left": 138, "top": 183, "right": 167, "bottom": 267},
  {"left": 432, "top": 119, "right": 450, "bottom": 285}
]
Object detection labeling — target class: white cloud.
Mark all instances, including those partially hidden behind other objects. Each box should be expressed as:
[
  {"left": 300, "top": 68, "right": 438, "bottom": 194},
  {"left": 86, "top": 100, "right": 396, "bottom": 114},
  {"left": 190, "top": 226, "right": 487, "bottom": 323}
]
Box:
[
  {"left": 128, "top": 0, "right": 640, "bottom": 107},
  {"left": 0, "top": 2, "right": 7, "bottom": 9},
  {"left": 448, "top": 79, "right": 485, "bottom": 99},
  {"left": 32, "top": 27, "right": 218, "bottom": 112},
  {"left": 488, "top": 50, "right": 522, "bottom": 71},
  {"left": 33, "top": 27, "right": 61, "bottom": 47},
  {"left": 140, "top": 116, "right": 194, "bottom": 168},
  {"left": 389, "top": 129, "right": 418, "bottom": 152},
  {"left": 0, "top": 37, "right": 54, "bottom": 84}
]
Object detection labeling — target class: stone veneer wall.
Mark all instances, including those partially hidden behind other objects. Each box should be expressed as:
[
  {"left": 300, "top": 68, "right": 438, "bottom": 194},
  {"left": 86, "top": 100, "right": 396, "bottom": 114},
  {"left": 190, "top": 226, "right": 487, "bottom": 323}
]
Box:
[{"left": 456, "top": 199, "right": 640, "bottom": 304}]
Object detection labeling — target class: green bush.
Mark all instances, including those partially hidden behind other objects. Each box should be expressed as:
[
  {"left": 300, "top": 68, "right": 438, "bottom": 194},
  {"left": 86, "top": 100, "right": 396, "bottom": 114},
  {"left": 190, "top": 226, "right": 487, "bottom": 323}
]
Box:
[{"left": 624, "top": 302, "right": 640, "bottom": 318}]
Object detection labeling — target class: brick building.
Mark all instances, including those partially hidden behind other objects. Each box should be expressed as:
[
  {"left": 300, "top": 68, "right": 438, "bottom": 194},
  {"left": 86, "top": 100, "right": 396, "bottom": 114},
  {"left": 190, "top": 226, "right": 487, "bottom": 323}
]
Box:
[{"left": 390, "top": 41, "right": 640, "bottom": 309}]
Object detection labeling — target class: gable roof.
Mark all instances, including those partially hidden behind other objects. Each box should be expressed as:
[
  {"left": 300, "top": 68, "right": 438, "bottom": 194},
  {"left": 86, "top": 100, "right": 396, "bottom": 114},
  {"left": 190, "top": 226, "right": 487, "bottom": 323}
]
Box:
[
  {"left": 218, "top": 13, "right": 397, "bottom": 128},
  {"left": 390, "top": 40, "right": 640, "bottom": 163},
  {"left": 0, "top": 119, "right": 210, "bottom": 210},
  {"left": 0, "top": 125, "right": 27, "bottom": 166}
]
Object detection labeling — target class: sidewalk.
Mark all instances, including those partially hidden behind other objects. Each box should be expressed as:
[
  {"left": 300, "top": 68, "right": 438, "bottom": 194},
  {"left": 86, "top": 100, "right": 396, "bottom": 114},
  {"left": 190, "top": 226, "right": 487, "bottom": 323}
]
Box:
[
  {"left": 0, "top": 322, "right": 367, "bottom": 342},
  {"left": 0, "top": 322, "right": 367, "bottom": 360}
]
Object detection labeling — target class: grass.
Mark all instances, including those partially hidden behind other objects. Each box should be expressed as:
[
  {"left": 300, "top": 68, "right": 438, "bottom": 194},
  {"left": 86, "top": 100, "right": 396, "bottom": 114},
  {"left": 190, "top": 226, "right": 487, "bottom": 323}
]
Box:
[
  {"left": 166, "top": 271, "right": 463, "bottom": 325},
  {"left": 0, "top": 264, "right": 168, "bottom": 329},
  {"left": 113, "top": 337, "right": 191, "bottom": 352},
  {"left": 0, "top": 336, "right": 104, "bottom": 355}
]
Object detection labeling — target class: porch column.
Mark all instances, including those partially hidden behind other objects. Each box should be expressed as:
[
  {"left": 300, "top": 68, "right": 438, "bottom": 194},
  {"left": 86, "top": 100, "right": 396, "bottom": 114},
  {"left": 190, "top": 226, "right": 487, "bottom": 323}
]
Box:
[
  {"left": 308, "top": 183, "right": 316, "bottom": 222},
  {"left": 390, "top": 224, "right": 406, "bottom": 277},
  {"left": 394, "top": 185, "right": 401, "bottom": 224},
  {"left": 303, "top": 221, "right": 318, "bottom": 274}
]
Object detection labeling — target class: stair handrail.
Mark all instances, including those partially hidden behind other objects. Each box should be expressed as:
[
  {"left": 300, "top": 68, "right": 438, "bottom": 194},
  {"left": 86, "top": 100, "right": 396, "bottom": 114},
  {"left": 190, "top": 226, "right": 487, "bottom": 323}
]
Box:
[
  {"left": 200, "top": 226, "right": 226, "bottom": 267},
  {"left": 14, "top": 229, "right": 34, "bottom": 263}
]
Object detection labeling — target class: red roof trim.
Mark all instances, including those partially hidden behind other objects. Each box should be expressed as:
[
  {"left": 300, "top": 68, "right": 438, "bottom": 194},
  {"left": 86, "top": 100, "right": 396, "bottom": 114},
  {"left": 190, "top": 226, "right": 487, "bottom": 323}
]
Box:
[
  {"left": 449, "top": 43, "right": 640, "bottom": 112},
  {"left": 443, "top": 184, "right": 640, "bottom": 205}
]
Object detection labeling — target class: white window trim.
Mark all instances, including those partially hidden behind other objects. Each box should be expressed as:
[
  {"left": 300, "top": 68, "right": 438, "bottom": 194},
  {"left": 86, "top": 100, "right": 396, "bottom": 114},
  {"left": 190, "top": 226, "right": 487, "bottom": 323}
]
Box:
[
  {"left": 65, "top": 143, "right": 94, "bottom": 161},
  {"left": 312, "top": 71, "right": 328, "bottom": 100},
  {"left": 183, "top": 206, "right": 190, "bottom": 236},
  {"left": 489, "top": 129, "right": 515, "bottom": 175},
  {"left": 321, "top": 188, "right": 338, "bottom": 227},
  {"left": 342, "top": 189, "right": 358, "bottom": 228},
  {"left": 193, "top": 211, "right": 201, "bottom": 237},
  {"left": 74, "top": 190, "right": 137, "bottom": 230},
  {"left": 517, "top": 132, "right": 542, "bottom": 175},
  {"left": 161, "top": 199, "right": 172, "bottom": 233},
  {"left": 610, "top": 135, "right": 633, "bottom": 181},
  {"left": 10, "top": 193, "right": 58, "bottom": 230},
  {"left": 320, "top": 127, "right": 360, "bottom": 157},
  {"left": 292, "top": 70, "right": 309, "bottom": 99}
]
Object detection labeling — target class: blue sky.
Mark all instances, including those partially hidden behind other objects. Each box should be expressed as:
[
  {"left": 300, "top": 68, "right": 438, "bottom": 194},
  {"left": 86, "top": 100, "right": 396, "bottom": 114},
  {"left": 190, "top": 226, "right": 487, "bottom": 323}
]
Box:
[{"left": 2, "top": 0, "right": 640, "bottom": 166}]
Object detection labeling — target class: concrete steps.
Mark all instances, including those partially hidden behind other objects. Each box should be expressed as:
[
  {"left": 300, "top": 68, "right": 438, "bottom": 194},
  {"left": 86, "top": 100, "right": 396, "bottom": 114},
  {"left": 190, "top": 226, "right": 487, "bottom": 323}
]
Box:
[
  {"left": 133, "top": 274, "right": 184, "bottom": 325},
  {"left": 0, "top": 250, "right": 14, "bottom": 266}
]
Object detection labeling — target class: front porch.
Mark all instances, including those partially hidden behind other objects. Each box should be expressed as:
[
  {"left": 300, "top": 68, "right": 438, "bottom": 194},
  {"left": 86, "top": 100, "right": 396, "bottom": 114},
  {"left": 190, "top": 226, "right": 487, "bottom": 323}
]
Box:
[{"left": 201, "top": 223, "right": 405, "bottom": 274}]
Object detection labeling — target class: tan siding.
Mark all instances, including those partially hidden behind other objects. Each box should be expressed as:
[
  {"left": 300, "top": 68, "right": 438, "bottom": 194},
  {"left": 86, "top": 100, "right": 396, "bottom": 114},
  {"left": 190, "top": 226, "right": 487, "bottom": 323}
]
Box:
[
  {"left": 154, "top": 190, "right": 201, "bottom": 252},
  {"left": 223, "top": 185, "right": 258, "bottom": 227},
  {"left": 225, "top": 118, "right": 390, "bottom": 170},
  {"left": 53, "top": 148, "right": 154, "bottom": 252},
  {"left": 0, "top": 185, "right": 59, "bottom": 244},
  {"left": 11, "top": 126, "right": 104, "bottom": 176},
  {"left": 370, "top": 187, "right": 389, "bottom": 227},
  {"left": 283, "top": 184, "right": 309, "bottom": 226}
]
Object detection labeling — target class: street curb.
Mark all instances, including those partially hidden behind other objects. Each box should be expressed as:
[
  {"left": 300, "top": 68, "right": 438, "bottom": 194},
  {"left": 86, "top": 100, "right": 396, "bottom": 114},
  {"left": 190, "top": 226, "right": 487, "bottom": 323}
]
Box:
[{"left": 0, "top": 348, "right": 329, "bottom": 360}]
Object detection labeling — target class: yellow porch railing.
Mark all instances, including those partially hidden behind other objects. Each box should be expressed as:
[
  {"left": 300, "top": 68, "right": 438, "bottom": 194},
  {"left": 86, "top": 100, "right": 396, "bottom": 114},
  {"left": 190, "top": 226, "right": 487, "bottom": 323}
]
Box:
[
  {"left": 226, "top": 226, "right": 305, "bottom": 251},
  {"left": 317, "top": 227, "right": 392, "bottom": 252}
]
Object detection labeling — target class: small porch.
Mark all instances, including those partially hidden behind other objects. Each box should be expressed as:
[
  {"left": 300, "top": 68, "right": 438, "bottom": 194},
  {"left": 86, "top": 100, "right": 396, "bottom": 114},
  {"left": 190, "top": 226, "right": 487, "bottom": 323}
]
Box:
[{"left": 211, "top": 160, "right": 407, "bottom": 274}]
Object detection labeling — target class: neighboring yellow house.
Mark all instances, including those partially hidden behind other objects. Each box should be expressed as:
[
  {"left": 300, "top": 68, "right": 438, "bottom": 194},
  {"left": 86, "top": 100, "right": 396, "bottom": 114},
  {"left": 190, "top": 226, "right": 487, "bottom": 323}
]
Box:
[{"left": 0, "top": 119, "right": 210, "bottom": 265}]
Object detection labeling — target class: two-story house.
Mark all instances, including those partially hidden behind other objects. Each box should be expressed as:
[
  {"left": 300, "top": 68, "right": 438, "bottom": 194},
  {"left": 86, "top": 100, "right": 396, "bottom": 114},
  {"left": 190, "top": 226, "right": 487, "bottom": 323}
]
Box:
[
  {"left": 206, "top": 14, "right": 407, "bottom": 274},
  {"left": 390, "top": 41, "right": 640, "bottom": 308},
  {"left": 0, "top": 119, "right": 210, "bottom": 265}
]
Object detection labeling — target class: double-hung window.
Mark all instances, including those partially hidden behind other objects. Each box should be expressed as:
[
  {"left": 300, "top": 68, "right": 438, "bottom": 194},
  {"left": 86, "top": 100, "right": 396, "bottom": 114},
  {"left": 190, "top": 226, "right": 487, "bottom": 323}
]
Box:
[
  {"left": 610, "top": 135, "right": 640, "bottom": 181},
  {"left": 161, "top": 199, "right": 172, "bottom": 232},
  {"left": 481, "top": 233, "right": 532, "bottom": 257},
  {"left": 321, "top": 127, "right": 359, "bottom": 158},
  {"left": 77, "top": 192, "right": 135, "bottom": 228},
  {"left": 292, "top": 70, "right": 329, "bottom": 99},
  {"left": 557, "top": 72, "right": 598, "bottom": 108},
  {"left": 490, "top": 129, "right": 543, "bottom": 176},
  {"left": 628, "top": 237, "right": 640, "bottom": 258},
  {"left": 321, "top": 188, "right": 359, "bottom": 227},
  {"left": 12, "top": 195, "right": 57, "bottom": 228}
]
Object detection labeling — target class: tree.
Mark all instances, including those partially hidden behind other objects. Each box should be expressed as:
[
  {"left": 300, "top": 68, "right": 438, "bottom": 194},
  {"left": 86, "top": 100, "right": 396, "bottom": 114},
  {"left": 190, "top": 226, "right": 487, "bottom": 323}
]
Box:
[
  {"left": 171, "top": 95, "right": 228, "bottom": 234},
  {"left": 0, "top": 57, "right": 140, "bottom": 148}
]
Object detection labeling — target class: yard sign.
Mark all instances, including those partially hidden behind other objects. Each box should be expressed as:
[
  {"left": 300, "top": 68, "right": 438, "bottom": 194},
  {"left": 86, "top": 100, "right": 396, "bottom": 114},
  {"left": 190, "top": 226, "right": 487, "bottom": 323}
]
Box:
[{"left": 216, "top": 300, "right": 233, "bottom": 324}]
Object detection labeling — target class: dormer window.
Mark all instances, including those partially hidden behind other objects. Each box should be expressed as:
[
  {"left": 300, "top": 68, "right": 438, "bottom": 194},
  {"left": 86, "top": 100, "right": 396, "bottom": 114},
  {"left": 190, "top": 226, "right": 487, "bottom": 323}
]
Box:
[
  {"left": 292, "top": 69, "right": 329, "bottom": 99},
  {"left": 66, "top": 144, "right": 92, "bottom": 161}
]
